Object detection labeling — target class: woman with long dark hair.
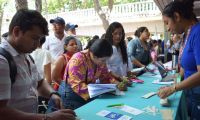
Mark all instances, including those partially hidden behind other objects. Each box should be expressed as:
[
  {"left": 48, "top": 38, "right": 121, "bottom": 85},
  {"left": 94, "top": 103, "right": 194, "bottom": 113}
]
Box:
[
  {"left": 157, "top": 0, "right": 200, "bottom": 119},
  {"left": 105, "top": 22, "right": 133, "bottom": 80}
]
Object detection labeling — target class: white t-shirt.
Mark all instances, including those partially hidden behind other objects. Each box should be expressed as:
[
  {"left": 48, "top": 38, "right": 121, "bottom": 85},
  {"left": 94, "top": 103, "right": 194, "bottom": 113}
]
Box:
[
  {"left": 173, "top": 40, "right": 181, "bottom": 50},
  {"left": 42, "top": 34, "right": 66, "bottom": 61},
  {"left": 0, "top": 39, "right": 42, "bottom": 113},
  {"left": 31, "top": 48, "right": 52, "bottom": 79},
  {"left": 166, "top": 39, "right": 173, "bottom": 53},
  {"left": 106, "top": 46, "right": 132, "bottom": 77}
]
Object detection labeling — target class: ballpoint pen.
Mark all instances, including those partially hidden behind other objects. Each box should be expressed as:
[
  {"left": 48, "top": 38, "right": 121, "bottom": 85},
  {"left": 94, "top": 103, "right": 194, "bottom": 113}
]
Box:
[{"left": 107, "top": 103, "right": 124, "bottom": 107}]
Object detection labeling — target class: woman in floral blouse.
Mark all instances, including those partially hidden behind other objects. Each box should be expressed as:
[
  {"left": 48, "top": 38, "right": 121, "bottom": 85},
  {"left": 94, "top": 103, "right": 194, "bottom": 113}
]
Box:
[{"left": 58, "top": 39, "right": 127, "bottom": 110}]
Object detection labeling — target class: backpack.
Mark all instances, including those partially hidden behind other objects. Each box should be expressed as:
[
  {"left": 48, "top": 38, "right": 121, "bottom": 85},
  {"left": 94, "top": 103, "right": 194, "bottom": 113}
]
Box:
[
  {"left": 0, "top": 47, "right": 34, "bottom": 84},
  {"left": 0, "top": 47, "right": 50, "bottom": 113}
]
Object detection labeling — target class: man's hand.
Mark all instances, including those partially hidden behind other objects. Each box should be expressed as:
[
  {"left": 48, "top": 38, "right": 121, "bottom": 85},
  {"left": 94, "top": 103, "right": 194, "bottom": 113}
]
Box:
[{"left": 47, "top": 109, "right": 76, "bottom": 120}]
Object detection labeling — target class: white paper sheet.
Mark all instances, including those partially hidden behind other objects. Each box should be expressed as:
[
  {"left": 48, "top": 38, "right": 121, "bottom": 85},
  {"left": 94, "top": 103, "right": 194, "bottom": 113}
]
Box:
[
  {"left": 88, "top": 84, "right": 117, "bottom": 98},
  {"left": 96, "top": 110, "right": 132, "bottom": 120},
  {"left": 118, "top": 105, "right": 144, "bottom": 115},
  {"left": 152, "top": 79, "right": 174, "bottom": 85}
]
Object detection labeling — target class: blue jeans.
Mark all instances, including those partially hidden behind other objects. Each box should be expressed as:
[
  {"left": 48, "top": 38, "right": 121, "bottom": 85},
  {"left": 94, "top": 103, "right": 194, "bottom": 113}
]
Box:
[
  {"left": 185, "top": 90, "right": 200, "bottom": 120},
  {"left": 47, "top": 81, "right": 93, "bottom": 113}
]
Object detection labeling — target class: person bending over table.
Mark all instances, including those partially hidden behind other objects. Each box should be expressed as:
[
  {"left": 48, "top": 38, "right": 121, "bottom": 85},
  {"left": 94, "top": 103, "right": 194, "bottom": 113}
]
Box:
[{"left": 48, "top": 39, "right": 128, "bottom": 111}]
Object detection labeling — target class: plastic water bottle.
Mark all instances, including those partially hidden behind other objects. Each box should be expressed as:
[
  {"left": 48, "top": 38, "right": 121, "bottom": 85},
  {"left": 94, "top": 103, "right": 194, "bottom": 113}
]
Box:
[{"left": 172, "top": 49, "right": 178, "bottom": 71}]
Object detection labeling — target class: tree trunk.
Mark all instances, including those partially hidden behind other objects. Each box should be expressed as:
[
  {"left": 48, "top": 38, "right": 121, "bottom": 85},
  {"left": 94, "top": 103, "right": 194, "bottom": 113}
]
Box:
[
  {"left": 0, "top": 11, "right": 4, "bottom": 42},
  {"left": 15, "top": 0, "right": 28, "bottom": 10},
  {"left": 44, "top": 0, "right": 48, "bottom": 16},
  {"left": 0, "top": 1, "right": 7, "bottom": 42},
  {"left": 83, "top": 0, "right": 87, "bottom": 9},
  {"left": 71, "top": 0, "right": 77, "bottom": 11},
  {"left": 93, "top": 0, "right": 110, "bottom": 31},
  {"left": 108, "top": 0, "right": 114, "bottom": 12},
  {"left": 35, "top": 0, "right": 42, "bottom": 13}
]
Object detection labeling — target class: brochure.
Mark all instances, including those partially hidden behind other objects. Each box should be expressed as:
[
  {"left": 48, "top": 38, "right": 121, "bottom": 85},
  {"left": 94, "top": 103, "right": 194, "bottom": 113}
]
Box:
[{"left": 88, "top": 84, "right": 117, "bottom": 98}]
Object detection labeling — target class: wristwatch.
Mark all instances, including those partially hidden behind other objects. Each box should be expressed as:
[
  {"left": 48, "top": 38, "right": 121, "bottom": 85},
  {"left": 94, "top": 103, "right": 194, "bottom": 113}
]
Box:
[{"left": 49, "top": 92, "right": 61, "bottom": 98}]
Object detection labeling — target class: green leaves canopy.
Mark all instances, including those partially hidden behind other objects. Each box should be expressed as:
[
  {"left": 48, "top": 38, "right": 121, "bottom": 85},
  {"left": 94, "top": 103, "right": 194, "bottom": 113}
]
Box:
[{"left": 44, "top": 0, "right": 140, "bottom": 14}]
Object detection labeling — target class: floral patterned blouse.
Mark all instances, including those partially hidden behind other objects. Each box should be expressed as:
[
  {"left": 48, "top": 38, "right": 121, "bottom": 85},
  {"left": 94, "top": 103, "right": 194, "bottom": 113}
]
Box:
[{"left": 63, "top": 50, "right": 118, "bottom": 100}]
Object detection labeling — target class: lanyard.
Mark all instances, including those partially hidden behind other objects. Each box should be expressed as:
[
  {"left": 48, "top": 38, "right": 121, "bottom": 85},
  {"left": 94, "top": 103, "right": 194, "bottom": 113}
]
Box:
[{"left": 178, "top": 27, "right": 192, "bottom": 65}]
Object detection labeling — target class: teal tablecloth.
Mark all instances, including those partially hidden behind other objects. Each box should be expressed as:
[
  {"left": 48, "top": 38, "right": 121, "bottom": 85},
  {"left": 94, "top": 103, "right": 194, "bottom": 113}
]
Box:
[{"left": 75, "top": 71, "right": 187, "bottom": 120}]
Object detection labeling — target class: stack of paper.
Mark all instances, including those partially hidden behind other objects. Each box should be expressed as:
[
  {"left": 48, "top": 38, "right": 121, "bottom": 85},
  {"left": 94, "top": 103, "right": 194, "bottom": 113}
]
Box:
[{"left": 88, "top": 84, "right": 117, "bottom": 98}]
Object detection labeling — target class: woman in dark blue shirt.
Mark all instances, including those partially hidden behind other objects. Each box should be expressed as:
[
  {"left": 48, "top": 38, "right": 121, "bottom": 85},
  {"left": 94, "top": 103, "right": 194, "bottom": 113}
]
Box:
[{"left": 157, "top": 0, "right": 200, "bottom": 119}]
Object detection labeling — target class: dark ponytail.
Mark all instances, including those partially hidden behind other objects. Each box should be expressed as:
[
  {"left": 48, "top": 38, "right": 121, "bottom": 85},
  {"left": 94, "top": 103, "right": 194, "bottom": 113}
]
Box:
[
  {"left": 163, "top": 0, "right": 196, "bottom": 21},
  {"left": 183, "top": 0, "right": 194, "bottom": 12},
  {"left": 134, "top": 27, "right": 148, "bottom": 38},
  {"left": 182, "top": 0, "right": 197, "bottom": 21},
  {"left": 90, "top": 39, "right": 113, "bottom": 58}
]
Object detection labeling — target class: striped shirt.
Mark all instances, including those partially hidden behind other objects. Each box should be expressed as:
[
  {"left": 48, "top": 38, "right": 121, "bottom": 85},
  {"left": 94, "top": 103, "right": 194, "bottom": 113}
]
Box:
[{"left": 0, "top": 39, "right": 42, "bottom": 113}]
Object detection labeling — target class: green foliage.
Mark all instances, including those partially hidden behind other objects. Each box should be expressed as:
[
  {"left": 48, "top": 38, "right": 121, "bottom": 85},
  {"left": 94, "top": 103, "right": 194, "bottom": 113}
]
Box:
[
  {"left": 115, "top": 0, "right": 140, "bottom": 4},
  {"left": 80, "top": 0, "right": 94, "bottom": 9},
  {"left": 0, "top": 0, "right": 7, "bottom": 13},
  {"left": 44, "top": 0, "right": 68, "bottom": 14},
  {"left": 79, "top": 36, "right": 91, "bottom": 46},
  {"left": 44, "top": 0, "right": 139, "bottom": 14}
]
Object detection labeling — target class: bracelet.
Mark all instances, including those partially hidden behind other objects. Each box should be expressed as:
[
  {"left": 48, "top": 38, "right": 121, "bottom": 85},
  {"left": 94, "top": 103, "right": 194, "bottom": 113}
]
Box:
[{"left": 50, "top": 92, "right": 61, "bottom": 98}]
